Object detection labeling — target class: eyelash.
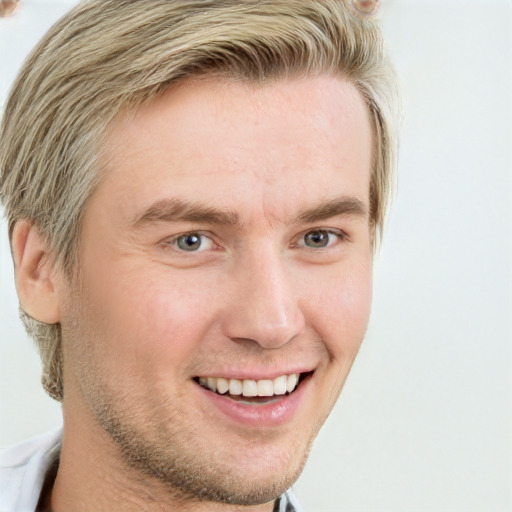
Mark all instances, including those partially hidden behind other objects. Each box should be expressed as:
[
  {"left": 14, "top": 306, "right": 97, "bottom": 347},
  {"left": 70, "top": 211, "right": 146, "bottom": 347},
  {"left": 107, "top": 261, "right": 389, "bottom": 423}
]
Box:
[
  {"left": 163, "top": 228, "right": 348, "bottom": 254},
  {"left": 164, "top": 232, "right": 216, "bottom": 253},
  {"left": 295, "top": 229, "right": 348, "bottom": 250}
]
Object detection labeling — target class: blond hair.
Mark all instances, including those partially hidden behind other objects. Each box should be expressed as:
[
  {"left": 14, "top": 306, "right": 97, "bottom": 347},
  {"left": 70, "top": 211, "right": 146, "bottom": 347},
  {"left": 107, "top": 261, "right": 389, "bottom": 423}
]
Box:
[{"left": 0, "top": 0, "right": 399, "bottom": 401}]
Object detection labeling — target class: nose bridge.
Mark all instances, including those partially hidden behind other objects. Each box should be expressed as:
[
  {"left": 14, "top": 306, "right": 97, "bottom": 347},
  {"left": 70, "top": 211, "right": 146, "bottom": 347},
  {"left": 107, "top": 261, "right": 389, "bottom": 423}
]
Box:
[{"left": 222, "top": 244, "right": 305, "bottom": 349}]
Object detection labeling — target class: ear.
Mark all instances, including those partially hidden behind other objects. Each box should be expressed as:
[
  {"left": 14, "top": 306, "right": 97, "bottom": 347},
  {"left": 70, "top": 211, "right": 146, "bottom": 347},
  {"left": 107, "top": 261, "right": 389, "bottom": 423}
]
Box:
[{"left": 11, "top": 220, "right": 61, "bottom": 325}]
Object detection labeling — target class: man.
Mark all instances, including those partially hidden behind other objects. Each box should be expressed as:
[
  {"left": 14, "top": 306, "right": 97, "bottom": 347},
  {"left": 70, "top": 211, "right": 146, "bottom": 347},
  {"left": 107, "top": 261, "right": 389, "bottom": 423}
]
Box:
[{"left": 0, "top": 1, "right": 398, "bottom": 510}]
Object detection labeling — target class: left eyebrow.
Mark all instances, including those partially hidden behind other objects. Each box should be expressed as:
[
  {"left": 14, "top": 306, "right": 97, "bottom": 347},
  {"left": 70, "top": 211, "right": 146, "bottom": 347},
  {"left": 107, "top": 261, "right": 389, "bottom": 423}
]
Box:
[{"left": 294, "top": 196, "right": 368, "bottom": 224}]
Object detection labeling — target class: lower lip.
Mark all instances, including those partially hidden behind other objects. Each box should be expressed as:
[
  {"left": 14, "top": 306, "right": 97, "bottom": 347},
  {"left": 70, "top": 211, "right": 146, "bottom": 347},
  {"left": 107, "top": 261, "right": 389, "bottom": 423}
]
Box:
[{"left": 196, "top": 375, "right": 311, "bottom": 428}]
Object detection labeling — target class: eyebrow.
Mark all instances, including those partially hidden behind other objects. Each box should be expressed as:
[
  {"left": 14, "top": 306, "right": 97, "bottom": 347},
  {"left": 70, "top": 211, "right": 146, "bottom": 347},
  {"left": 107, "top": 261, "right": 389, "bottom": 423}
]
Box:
[
  {"left": 294, "top": 197, "right": 368, "bottom": 224},
  {"left": 132, "top": 195, "right": 367, "bottom": 228},
  {"left": 132, "top": 198, "right": 241, "bottom": 227}
]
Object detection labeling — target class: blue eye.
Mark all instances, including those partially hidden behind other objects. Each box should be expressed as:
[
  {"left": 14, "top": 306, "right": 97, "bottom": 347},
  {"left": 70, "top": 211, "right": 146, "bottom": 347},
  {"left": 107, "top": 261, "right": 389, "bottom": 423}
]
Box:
[
  {"left": 174, "top": 233, "right": 212, "bottom": 252},
  {"left": 302, "top": 230, "right": 340, "bottom": 248}
]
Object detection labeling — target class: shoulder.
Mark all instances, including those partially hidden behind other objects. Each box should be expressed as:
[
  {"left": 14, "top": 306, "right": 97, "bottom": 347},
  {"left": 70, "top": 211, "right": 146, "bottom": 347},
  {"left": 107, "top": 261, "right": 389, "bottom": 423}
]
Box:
[{"left": 0, "top": 429, "right": 62, "bottom": 512}]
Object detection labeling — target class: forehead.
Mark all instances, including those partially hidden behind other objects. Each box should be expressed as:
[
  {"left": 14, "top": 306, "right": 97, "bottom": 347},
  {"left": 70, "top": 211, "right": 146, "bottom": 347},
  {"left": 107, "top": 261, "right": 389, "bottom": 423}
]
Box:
[{"left": 96, "top": 75, "right": 373, "bottom": 224}]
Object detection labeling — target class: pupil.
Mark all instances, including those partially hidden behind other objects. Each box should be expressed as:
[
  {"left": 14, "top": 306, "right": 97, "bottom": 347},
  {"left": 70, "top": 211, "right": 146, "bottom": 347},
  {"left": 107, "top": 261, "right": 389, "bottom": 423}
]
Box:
[
  {"left": 305, "top": 231, "right": 328, "bottom": 248},
  {"left": 177, "top": 234, "right": 201, "bottom": 251}
]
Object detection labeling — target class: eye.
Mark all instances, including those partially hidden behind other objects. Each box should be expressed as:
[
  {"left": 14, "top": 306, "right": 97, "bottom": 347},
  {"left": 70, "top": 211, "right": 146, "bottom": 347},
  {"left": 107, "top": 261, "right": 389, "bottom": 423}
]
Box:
[
  {"left": 301, "top": 229, "right": 343, "bottom": 249},
  {"left": 173, "top": 232, "right": 214, "bottom": 252}
]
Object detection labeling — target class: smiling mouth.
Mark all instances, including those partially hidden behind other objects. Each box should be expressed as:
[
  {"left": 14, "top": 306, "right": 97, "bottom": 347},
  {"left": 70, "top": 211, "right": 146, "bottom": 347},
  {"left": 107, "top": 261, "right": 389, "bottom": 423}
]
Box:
[{"left": 194, "top": 373, "right": 311, "bottom": 402}]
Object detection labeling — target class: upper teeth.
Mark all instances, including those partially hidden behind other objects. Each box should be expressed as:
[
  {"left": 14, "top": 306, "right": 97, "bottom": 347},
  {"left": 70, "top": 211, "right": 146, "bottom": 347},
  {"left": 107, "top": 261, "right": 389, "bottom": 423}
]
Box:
[{"left": 198, "top": 374, "right": 300, "bottom": 397}]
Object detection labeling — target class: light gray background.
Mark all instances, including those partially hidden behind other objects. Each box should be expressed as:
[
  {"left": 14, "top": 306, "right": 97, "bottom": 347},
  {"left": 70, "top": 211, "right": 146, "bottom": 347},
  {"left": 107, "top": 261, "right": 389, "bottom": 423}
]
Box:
[{"left": 1, "top": 1, "right": 511, "bottom": 511}]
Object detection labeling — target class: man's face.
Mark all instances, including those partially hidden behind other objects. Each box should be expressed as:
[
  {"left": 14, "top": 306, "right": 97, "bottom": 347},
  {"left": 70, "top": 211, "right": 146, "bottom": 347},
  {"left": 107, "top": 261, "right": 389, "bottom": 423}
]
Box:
[{"left": 60, "top": 76, "right": 373, "bottom": 505}]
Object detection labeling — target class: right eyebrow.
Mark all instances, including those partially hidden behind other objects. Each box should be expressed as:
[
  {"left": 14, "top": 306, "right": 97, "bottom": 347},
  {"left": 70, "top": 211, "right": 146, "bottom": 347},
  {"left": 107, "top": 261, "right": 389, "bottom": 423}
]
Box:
[{"left": 131, "top": 198, "right": 241, "bottom": 227}]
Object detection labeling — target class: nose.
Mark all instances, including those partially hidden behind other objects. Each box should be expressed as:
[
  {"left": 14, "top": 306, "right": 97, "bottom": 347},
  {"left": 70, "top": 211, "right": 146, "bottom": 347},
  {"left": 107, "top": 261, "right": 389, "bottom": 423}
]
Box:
[{"left": 220, "top": 247, "right": 306, "bottom": 349}]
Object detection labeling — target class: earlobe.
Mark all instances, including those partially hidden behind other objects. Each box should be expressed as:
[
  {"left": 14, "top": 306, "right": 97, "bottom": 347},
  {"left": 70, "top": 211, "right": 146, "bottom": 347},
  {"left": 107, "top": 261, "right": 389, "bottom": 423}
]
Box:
[{"left": 12, "top": 220, "right": 61, "bottom": 325}]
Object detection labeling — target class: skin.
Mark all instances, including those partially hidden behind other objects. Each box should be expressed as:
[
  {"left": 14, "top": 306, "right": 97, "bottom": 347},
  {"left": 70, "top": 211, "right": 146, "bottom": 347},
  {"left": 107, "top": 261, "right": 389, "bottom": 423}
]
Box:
[{"left": 14, "top": 75, "right": 373, "bottom": 511}]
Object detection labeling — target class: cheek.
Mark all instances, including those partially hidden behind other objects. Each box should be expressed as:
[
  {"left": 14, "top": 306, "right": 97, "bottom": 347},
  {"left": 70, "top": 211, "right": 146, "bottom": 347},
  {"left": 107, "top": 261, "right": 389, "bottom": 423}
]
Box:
[
  {"left": 306, "top": 259, "right": 373, "bottom": 360},
  {"left": 73, "top": 268, "right": 220, "bottom": 377}
]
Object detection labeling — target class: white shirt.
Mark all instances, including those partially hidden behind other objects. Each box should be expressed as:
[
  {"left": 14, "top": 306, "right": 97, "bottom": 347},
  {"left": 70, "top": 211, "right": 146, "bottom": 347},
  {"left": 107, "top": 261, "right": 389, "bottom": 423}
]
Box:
[
  {"left": 0, "top": 430, "right": 304, "bottom": 512},
  {"left": 0, "top": 429, "right": 61, "bottom": 512}
]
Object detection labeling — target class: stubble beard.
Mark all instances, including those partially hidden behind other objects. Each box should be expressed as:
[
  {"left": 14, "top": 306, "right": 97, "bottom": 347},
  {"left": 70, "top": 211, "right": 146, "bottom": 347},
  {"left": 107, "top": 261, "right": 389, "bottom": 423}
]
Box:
[
  {"left": 85, "top": 384, "right": 314, "bottom": 507},
  {"left": 63, "top": 282, "right": 321, "bottom": 507}
]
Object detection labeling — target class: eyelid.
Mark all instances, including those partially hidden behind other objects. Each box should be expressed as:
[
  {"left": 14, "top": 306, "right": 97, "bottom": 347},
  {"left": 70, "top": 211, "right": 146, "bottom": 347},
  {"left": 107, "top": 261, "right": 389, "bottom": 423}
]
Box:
[
  {"left": 162, "top": 231, "right": 217, "bottom": 252},
  {"left": 294, "top": 228, "right": 348, "bottom": 249},
  {"left": 159, "top": 227, "right": 348, "bottom": 252}
]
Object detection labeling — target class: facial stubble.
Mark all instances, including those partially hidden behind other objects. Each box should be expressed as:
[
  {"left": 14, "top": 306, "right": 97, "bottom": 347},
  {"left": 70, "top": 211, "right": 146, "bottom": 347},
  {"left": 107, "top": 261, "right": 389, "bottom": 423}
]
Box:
[
  {"left": 77, "top": 373, "right": 319, "bottom": 506},
  {"left": 63, "top": 298, "right": 321, "bottom": 506}
]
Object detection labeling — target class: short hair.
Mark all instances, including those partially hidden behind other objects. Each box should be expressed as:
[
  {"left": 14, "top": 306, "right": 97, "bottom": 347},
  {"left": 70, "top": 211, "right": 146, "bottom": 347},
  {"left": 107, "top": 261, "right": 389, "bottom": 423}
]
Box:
[{"left": 0, "top": 0, "right": 399, "bottom": 401}]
